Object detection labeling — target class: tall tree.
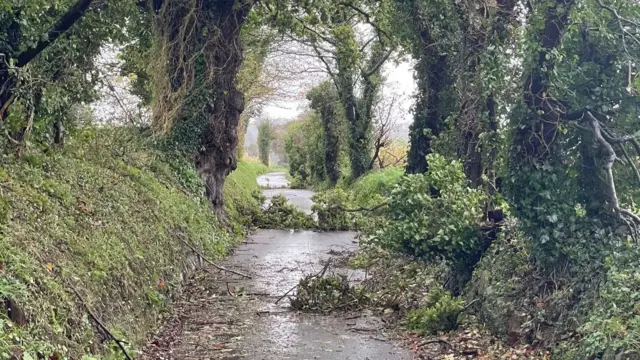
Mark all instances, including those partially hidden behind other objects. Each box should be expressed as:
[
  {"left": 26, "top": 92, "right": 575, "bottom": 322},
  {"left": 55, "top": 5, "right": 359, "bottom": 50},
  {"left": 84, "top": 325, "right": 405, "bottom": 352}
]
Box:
[
  {"left": 308, "top": 81, "right": 343, "bottom": 184},
  {"left": 453, "top": 0, "right": 517, "bottom": 188},
  {"left": 401, "top": 0, "right": 459, "bottom": 174},
  {"left": 508, "top": 0, "right": 640, "bottom": 262},
  {"left": 0, "top": 0, "right": 135, "bottom": 149},
  {"left": 271, "top": 0, "right": 394, "bottom": 179},
  {"left": 149, "top": 0, "right": 253, "bottom": 215},
  {"left": 257, "top": 119, "right": 273, "bottom": 166}
]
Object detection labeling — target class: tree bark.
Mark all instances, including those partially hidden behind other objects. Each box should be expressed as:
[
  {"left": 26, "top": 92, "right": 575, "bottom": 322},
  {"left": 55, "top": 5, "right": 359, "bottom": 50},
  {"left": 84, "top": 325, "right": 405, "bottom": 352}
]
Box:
[
  {"left": 321, "top": 102, "right": 341, "bottom": 184},
  {"left": 513, "top": 0, "right": 575, "bottom": 164},
  {"left": 195, "top": 1, "right": 252, "bottom": 215},
  {"left": 406, "top": 49, "right": 447, "bottom": 174}
]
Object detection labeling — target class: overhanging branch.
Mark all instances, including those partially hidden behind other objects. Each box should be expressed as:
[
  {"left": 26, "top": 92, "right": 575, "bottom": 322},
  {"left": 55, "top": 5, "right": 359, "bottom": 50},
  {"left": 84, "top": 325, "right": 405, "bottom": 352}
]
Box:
[{"left": 16, "top": 0, "right": 95, "bottom": 67}]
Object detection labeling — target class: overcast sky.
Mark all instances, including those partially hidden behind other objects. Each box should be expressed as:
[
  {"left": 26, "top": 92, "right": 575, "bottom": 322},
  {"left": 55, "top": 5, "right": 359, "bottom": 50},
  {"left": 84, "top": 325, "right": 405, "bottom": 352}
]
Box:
[{"left": 261, "top": 53, "right": 417, "bottom": 125}]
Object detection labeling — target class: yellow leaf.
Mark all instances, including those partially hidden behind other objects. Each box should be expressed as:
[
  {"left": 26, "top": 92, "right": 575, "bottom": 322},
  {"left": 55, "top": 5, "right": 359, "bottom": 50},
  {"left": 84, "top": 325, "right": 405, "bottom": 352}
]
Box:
[{"left": 46, "top": 263, "right": 53, "bottom": 272}]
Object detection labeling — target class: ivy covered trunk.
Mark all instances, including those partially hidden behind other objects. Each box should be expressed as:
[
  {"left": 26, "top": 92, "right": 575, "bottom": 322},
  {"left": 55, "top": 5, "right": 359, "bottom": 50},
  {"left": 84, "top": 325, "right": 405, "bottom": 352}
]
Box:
[
  {"left": 196, "top": 1, "right": 251, "bottom": 215},
  {"left": 406, "top": 50, "right": 447, "bottom": 174},
  {"left": 337, "top": 70, "right": 371, "bottom": 179},
  {"left": 152, "top": 0, "right": 252, "bottom": 216},
  {"left": 321, "top": 102, "right": 341, "bottom": 184},
  {"left": 508, "top": 0, "right": 577, "bottom": 261}
]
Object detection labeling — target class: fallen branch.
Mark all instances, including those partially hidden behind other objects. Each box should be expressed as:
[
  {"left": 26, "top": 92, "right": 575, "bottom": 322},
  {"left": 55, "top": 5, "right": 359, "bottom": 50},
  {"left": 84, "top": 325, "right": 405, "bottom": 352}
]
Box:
[
  {"left": 275, "top": 259, "right": 332, "bottom": 305},
  {"left": 418, "top": 338, "right": 453, "bottom": 348},
  {"left": 462, "top": 298, "right": 480, "bottom": 311},
  {"left": 178, "top": 237, "right": 252, "bottom": 279},
  {"left": 68, "top": 282, "right": 133, "bottom": 360}
]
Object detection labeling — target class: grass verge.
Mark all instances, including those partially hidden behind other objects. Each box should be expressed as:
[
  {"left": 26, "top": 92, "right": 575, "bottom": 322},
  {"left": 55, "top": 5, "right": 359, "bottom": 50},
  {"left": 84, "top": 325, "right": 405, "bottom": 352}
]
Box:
[{"left": 0, "top": 127, "right": 267, "bottom": 359}]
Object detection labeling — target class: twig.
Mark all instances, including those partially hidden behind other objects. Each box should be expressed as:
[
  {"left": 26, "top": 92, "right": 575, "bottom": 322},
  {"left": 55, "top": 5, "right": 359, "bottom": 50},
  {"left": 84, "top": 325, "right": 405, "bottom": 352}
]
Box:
[
  {"left": 68, "top": 282, "right": 133, "bottom": 360},
  {"left": 418, "top": 339, "right": 453, "bottom": 348},
  {"left": 0, "top": 94, "right": 15, "bottom": 122},
  {"left": 462, "top": 298, "right": 480, "bottom": 311},
  {"left": 226, "top": 282, "right": 236, "bottom": 297},
  {"left": 178, "top": 237, "right": 252, "bottom": 279},
  {"left": 275, "top": 283, "right": 298, "bottom": 305}
]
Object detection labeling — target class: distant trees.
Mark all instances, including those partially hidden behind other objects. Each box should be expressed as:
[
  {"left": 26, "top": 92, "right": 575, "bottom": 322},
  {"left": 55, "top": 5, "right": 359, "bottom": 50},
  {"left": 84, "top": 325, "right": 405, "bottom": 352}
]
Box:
[{"left": 257, "top": 120, "right": 273, "bottom": 166}]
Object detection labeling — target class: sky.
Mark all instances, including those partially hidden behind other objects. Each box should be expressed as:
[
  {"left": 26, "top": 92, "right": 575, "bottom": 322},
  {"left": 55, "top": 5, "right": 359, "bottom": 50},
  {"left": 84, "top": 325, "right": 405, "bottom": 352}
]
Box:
[{"left": 261, "top": 53, "right": 417, "bottom": 126}]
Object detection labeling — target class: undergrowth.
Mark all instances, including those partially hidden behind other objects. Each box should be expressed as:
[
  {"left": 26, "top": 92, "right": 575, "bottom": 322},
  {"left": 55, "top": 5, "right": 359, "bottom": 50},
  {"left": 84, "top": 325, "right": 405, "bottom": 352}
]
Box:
[{"left": 0, "top": 127, "right": 267, "bottom": 359}]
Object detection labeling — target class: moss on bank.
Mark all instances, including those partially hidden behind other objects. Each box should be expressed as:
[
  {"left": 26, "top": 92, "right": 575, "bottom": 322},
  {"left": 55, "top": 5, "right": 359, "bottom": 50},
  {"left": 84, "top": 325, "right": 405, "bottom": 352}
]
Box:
[{"left": 0, "top": 129, "right": 267, "bottom": 359}]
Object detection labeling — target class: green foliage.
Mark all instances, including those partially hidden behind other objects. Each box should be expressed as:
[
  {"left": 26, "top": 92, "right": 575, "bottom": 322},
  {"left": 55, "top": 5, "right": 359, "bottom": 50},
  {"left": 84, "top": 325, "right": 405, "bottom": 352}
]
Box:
[
  {"left": 0, "top": 127, "right": 264, "bottom": 358},
  {"left": 575, "top": 249, "right": 640, "bottom": 358},
  {"left": 307, "top": 81, "right": 344, "bottom": 184},
  {"left": 368, "top": 154, "right": 485, "bottom": 264},
  {"left": 311, "top": 189, "right": 355, "bottom": 231},
  {"left": 253, "top": 195, "right": 315, "bottom": 229},
  {"left": 349, "top": 167, "right": 403, "bottom": 207},
  {"left": 284, "top": 112, "right": 328, "bottom": 186},
  {"left": 404, "top": 287, "right": 463, "bottom": 335},
  {"left": 0, "top": 0, "right": 136, "bottom": 145},
  {"left": 290, "top": 274, "right": 366, "bottom": 313}
]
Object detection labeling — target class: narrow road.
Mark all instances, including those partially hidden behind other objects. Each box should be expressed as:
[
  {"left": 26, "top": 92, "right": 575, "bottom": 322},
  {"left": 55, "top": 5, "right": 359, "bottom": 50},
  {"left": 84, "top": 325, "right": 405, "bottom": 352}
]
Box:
[{"left": 142, "top": 173, "right": 410, "bottom": 359}]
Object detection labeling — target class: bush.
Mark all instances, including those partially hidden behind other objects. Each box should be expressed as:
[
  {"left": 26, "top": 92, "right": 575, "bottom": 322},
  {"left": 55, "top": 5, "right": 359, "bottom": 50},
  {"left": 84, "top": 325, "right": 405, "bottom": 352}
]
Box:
[
  {"left": 573, "top": 249, "right": 640, "bottom": 358},
  {"left": 404, "top": 287, "right": 464, "bottom": 335},
  {"left": 367, "top": 154, "right": 486, "bottom": 265},
  {"left": 349, "top": 167, "right": 403, "bottom": 207}
]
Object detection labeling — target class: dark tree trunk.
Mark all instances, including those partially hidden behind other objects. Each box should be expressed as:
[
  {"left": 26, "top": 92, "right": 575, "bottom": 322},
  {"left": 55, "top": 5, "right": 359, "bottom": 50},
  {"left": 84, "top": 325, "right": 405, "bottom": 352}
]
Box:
[
  {"left": 337, "top": 70, "right": 370, "bottom": 179},
  {"left": 195, "top": 1, "right": 252, "bottom": 215},
  {"left": 406, "top": 50, "right": 447, "bottom": 174},
  {"left": 321, "top": 102, "right": 341, "bottom": 184},
  {"left": 512, "top": 0, "right": 575, "bottom": 165}
]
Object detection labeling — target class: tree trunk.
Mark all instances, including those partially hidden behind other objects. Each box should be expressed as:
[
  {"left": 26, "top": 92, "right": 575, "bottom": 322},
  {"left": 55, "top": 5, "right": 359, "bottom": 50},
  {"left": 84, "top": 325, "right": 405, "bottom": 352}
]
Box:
[
  {"left": 406, "top": 50, "right": 447, "bottom": 174},
  {"left": 321, "top": 102, "right": 341, "bottom": 184},
  {"left": 195, "top": 1, "right": 252, "bottom": 215},
  {"left": 512, "top": 0, "right": 574, "bottom": 165}
]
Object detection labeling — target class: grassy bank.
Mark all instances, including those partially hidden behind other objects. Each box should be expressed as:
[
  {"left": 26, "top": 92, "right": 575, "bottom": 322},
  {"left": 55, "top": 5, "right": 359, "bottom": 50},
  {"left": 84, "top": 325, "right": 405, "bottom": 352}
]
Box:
[{"left": 0, "top": 128, "right": 267, "bottom": 359}]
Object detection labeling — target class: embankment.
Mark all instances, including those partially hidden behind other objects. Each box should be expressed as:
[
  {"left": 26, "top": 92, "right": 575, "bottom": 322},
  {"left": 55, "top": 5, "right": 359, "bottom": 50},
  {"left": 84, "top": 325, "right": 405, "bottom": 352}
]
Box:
[{"left": 0, "top": 128, "right": 267, "bottom": 359}]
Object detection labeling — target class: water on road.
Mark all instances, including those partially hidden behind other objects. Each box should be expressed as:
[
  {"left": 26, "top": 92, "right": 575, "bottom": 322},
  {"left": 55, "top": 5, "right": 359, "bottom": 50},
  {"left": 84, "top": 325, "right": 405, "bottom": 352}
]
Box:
[{"left": 142, "top": 173, "right": 411, "bottom": 359}]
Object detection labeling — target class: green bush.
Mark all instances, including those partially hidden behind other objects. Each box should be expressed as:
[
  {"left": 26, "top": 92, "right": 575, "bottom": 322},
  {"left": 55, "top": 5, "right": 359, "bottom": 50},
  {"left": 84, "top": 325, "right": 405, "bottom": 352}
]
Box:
[
  {"left": 573, "top": 249, "right": 640, "bottom": 358},
  {"left": 404, "top": 287, "right": 464, "bottom": 335},
  {"left": 368, "top": 154, "right": 485, "bottom": 264}
]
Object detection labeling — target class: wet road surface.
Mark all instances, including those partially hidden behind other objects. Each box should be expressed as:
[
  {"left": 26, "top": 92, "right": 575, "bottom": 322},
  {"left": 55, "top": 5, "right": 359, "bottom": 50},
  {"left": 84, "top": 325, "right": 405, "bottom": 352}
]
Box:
[
  {"left": 142, "top": 173, "right": 411, "bottom": 359},
  {"left": 258, "top": 172, "right": 315, "bottom": 214}
]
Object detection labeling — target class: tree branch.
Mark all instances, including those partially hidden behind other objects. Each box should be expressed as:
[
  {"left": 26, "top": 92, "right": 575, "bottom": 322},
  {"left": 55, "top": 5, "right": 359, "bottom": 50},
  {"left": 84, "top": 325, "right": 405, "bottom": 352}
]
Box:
[
  {"left": 586, "top": 111, "right": 640, "bottom": 227},
  {"left": 16, "top": 0, "right": 95, "bottom": 67},
  {"left": 337, "top": 2, "right": 392, "bottom": 42},
  {"left": 68, "top": 282, "right": 133, "bottom": 360},
  {"left": 363, "top": 47, "right": 394, "bottom": 78}
]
